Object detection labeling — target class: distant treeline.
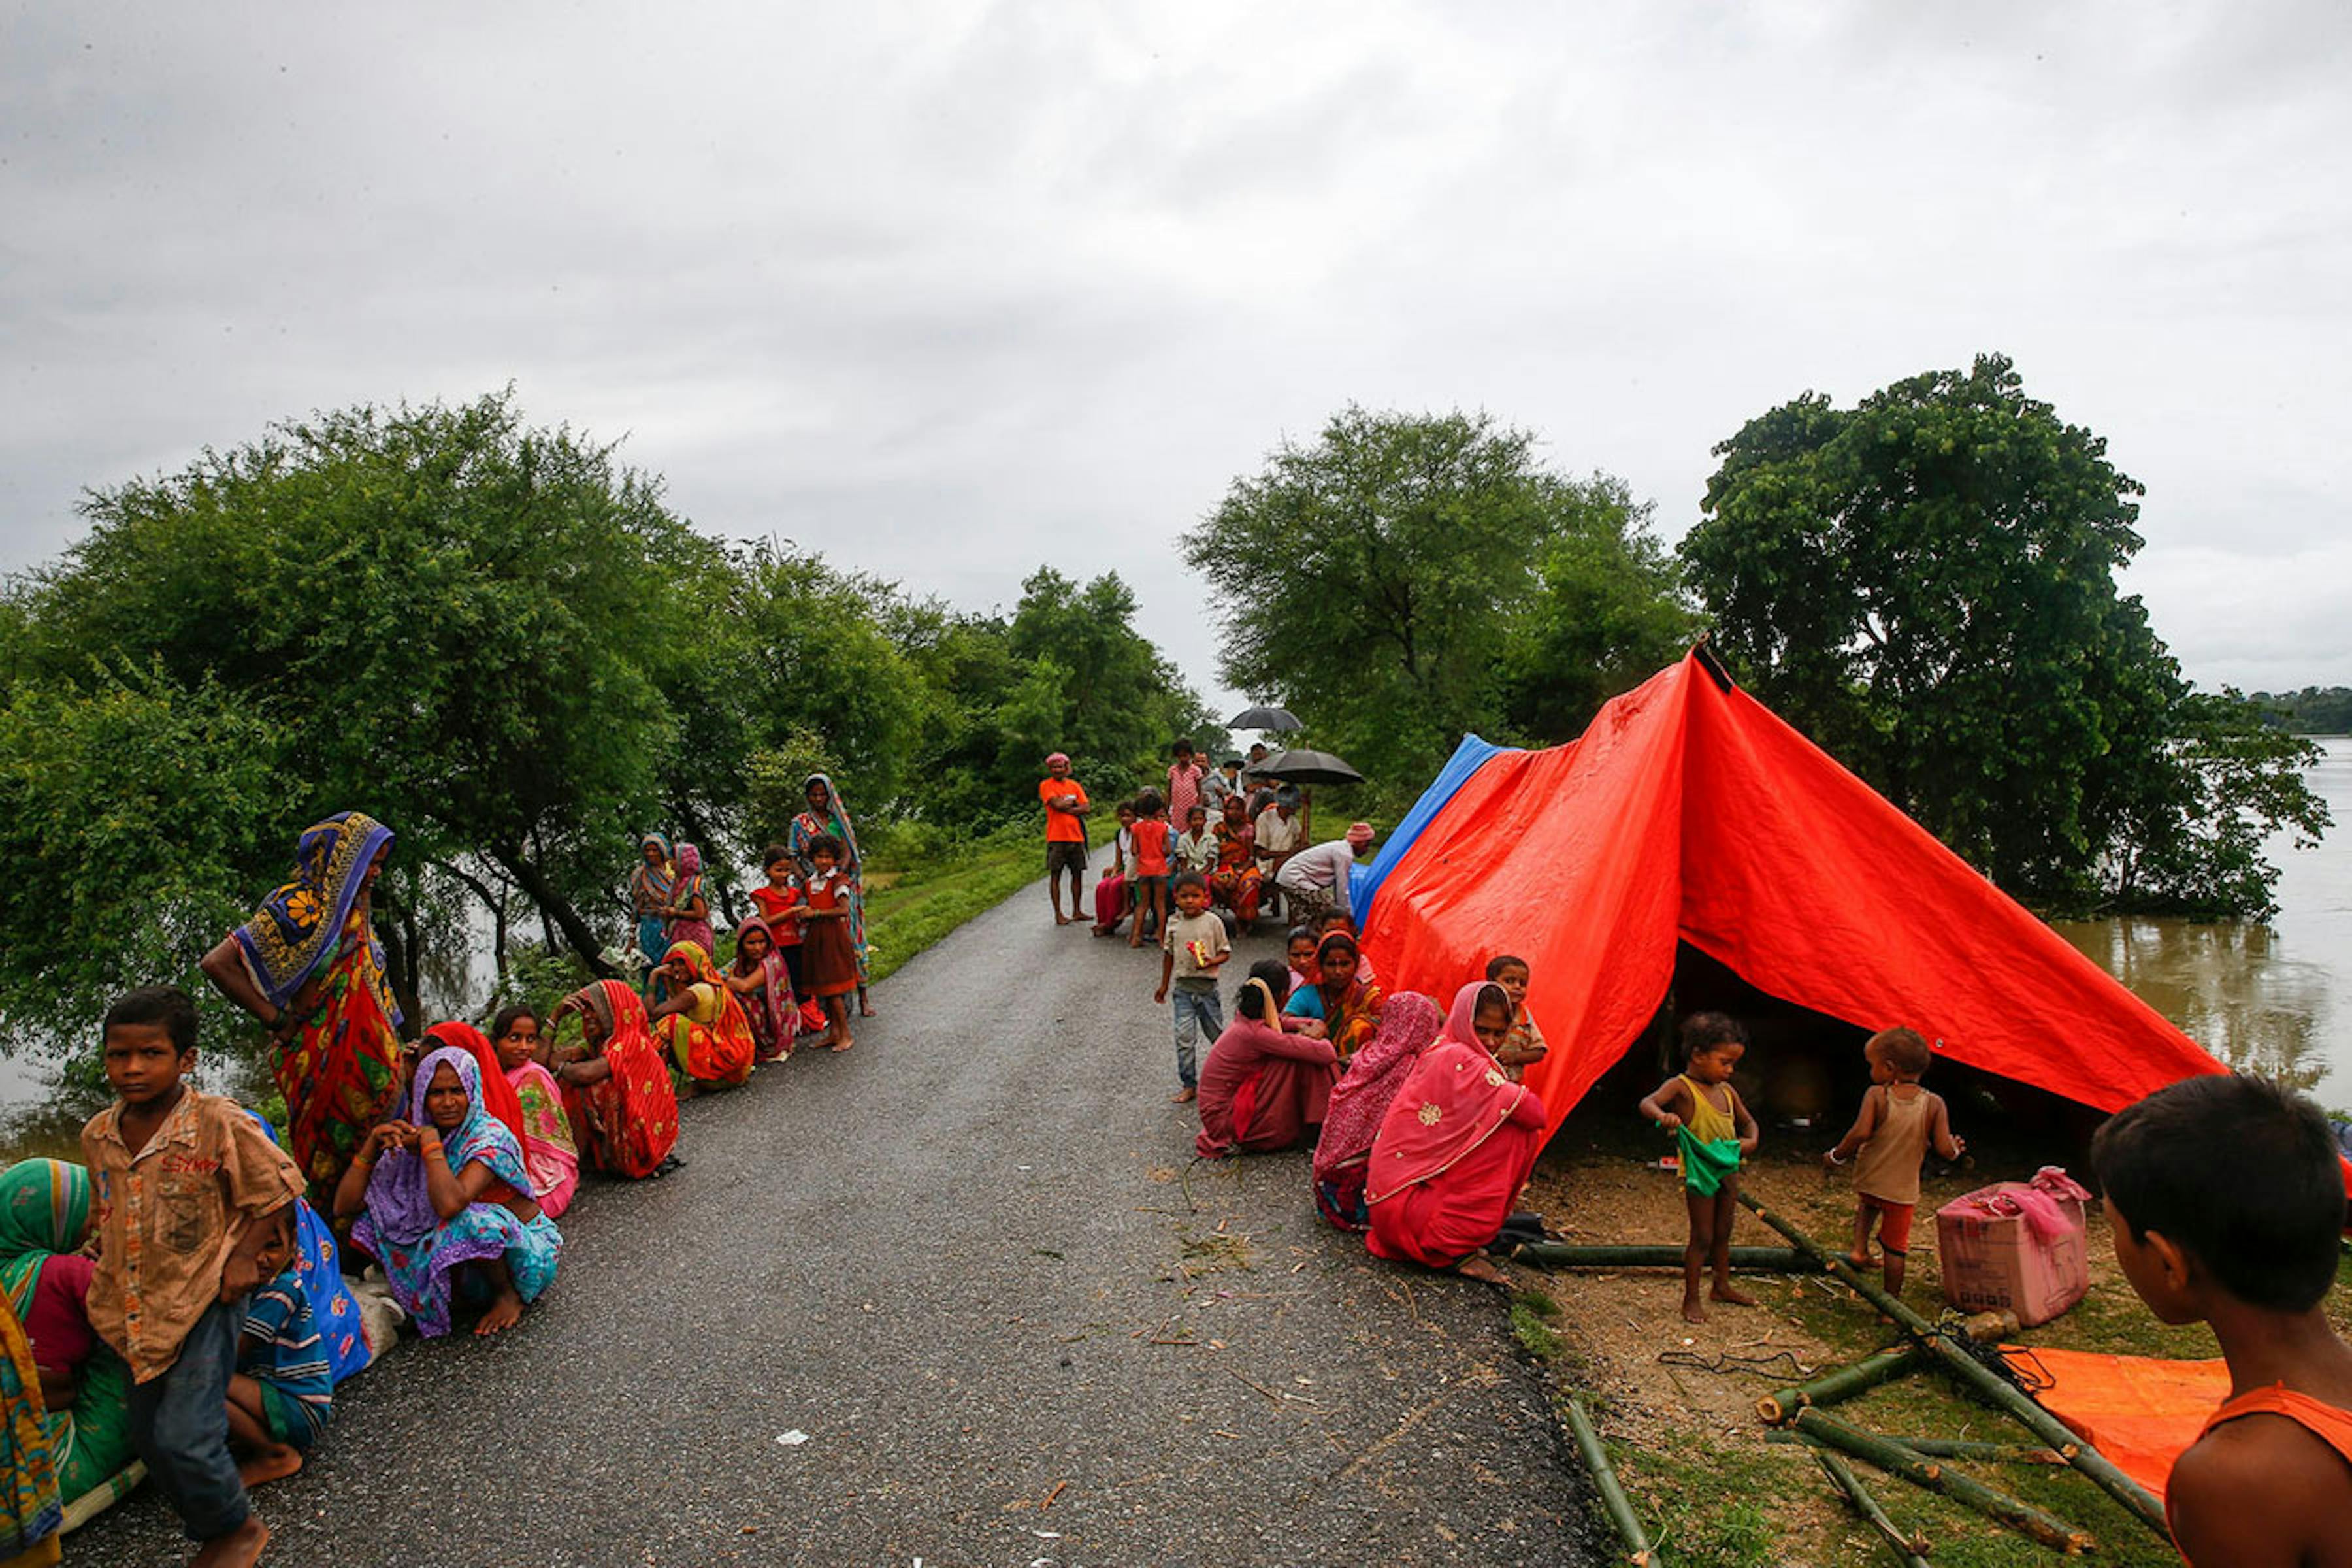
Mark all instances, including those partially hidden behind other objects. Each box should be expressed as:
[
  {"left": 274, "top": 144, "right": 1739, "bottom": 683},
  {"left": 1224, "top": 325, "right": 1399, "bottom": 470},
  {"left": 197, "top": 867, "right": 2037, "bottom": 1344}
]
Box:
[{"left": 2254, "top": 688, "right": 2352, "bottom": 736}]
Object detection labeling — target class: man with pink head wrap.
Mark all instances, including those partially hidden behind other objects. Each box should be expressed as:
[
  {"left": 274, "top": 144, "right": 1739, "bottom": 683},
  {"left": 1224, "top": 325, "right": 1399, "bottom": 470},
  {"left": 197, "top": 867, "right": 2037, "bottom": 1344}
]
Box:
[
  {"left": 1038, "top": 752, "right": 1092, "bottom": 926},
  {"left": 1274, "top": 822, "right": 1377, "bottom": 929}
]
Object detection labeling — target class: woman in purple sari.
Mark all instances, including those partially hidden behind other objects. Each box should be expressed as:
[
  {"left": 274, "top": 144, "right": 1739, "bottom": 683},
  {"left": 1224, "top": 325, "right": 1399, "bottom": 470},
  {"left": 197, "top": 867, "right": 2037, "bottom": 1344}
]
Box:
[{"left": 335, "top": 1045, "right": 561, "bottom": 1338}]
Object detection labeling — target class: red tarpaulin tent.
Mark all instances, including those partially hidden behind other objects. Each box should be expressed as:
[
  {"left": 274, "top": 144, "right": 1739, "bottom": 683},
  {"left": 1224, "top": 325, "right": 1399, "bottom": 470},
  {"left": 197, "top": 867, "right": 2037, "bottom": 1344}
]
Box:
[{"left": 1359, "top": 649, "right": 2230, "bottom": 1135}]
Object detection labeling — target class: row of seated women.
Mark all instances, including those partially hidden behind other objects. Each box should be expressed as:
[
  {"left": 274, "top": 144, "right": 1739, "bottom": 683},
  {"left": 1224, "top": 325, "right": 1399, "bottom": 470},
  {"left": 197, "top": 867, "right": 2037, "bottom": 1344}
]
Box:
[
  {"left": 1192, "top": 953, "right": 1548, "bottom": 1286},
  {"left": 0, "top": 968, "right": 717, "bottom": 1540}
]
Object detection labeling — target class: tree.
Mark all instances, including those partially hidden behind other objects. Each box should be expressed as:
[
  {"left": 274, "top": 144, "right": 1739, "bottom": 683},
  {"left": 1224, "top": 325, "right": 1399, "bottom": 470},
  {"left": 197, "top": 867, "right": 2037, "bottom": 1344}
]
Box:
[
  {"left": 881, "top": 570, "right": 1213, "bottom": 828},
  {"left": 1682, "top": 354, "right": 2328, "bottom": 918},
  {"left": 14, "top": 391, "right": 713, "bottom": 1009},
  {"left": 1186, "top": 406, "right": 1695, "bottom": 791},
  {"left": 0, "top": 663, "right": 284, "bottom": 1049}
]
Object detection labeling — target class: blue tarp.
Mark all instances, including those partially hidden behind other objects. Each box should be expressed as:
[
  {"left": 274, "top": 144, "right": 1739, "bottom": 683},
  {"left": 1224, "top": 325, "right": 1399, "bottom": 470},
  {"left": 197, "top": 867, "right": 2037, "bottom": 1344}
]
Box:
[{"left": 1349, "top": 733, "right": 1513, "bottom": 919}]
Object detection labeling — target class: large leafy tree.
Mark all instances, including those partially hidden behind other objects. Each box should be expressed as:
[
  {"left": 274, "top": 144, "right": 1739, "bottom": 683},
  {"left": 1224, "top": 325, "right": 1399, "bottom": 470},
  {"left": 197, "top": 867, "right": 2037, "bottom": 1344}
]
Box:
[
  {"left": 13, "top": 391, "right": 711, "bottom": 1016},
  {"left": 1682, "top": 353, "right": 2327, "bottom": 917},
  {"left": 1186, "top": 406, "right": 1695, "bottom": 789}
]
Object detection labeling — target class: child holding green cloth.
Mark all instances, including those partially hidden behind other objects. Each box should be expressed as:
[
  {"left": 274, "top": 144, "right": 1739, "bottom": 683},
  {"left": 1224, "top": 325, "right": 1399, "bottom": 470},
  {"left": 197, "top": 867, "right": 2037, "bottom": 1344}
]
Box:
[{"left": 1639, "top": 1013, "right": 1761, "bottom": 1323}]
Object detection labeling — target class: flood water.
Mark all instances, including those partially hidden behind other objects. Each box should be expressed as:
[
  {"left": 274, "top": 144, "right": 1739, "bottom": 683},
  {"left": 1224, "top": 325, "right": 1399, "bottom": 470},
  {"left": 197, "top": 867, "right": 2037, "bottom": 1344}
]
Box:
[
  {"left": 2053, "top": 735, "right": 2351, "bottom": 1105},
  {"left": 3, "top": 740, "right": 2344, "bottom": 1160}
]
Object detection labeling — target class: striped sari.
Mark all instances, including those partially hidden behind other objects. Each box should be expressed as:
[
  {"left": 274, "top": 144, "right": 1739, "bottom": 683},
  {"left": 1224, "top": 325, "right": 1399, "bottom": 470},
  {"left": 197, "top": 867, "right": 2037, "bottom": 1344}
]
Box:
[{"left": 0, "top": 1164, "right": 130, "bottom": 1519}]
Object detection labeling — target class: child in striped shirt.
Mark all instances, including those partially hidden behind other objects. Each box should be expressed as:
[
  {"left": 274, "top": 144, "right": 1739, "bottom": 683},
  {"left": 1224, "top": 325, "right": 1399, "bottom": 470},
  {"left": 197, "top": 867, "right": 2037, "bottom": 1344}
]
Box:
[{"left": 226, "top": 1262, "right": 333, "bottom": 1485}]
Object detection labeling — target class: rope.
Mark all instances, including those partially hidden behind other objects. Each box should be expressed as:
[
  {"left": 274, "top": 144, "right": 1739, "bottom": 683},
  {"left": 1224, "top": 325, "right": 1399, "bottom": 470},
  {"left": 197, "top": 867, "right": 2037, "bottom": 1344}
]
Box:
[{"left": 1655, "top": 1347, "right": 1813, "bottom": 1381}]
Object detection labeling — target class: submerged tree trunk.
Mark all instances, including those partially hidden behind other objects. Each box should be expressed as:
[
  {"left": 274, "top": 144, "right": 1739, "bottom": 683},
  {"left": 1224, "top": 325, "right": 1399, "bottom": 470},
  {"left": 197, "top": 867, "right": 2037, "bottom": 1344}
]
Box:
[{"left": 488, "top": 844, "right": 615, "bottom": 978}]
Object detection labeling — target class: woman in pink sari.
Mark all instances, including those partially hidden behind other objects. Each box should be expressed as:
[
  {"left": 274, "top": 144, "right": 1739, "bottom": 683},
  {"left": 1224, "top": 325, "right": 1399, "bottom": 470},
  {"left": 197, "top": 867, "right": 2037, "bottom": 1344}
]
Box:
[
  {"left": 490, "top": 1005, "right": 579, "bottom": 1218},
  {"left": 1364, "top": 981, "right": 1548, "bottom": 1284},
  {"left": 725, "top": 917, "right": 798, "bottom": 1062},
  {"left": 1311, "top": 990, "right": 1445, "bottom": 1230},
  {"left": 1195, "top": 961, "right": 1340, "bottom": 1159}
]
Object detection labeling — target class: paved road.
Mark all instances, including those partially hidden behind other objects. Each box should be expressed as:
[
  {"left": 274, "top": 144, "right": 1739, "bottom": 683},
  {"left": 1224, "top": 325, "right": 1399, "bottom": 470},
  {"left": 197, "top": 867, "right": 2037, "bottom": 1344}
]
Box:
[{"left": 84, "top": 883, "right": 1587, "bottom": 1567}]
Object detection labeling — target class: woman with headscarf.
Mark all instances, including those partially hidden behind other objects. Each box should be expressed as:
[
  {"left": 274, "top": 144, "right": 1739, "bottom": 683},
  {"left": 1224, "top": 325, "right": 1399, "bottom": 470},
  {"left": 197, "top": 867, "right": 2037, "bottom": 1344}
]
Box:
[
  {"left": 627, "top": 834, "right": 677, "bottom": 975},
  {"left": 1284, "top": 932, "right": 1386, "bottom": 1064},
  {"left": 1362, "top": 981, "right": 1550, "bottom": 1285},
  {"left": 662, "top": 843, "right": 716, "bottom": 957},
  {"left": 1311, "top": 991, "right": 1445, "bottom": 1231},
  {"left": 1207, "top": 795, "right": 1262, "bottom": 930},
  {"left": 646, "top": 940, "right": 758, "bottom": 1092},
  {"left": 201, "top": 811, "right": 404, "bottom": 1204},
  {"left": 1194, "top": 962, "right": 1341, "bottom": 1160},
  {"left": 488, "top": 1007, "right": 580, "bottom": 1220},
  {"left": 724, "top": 917, "right": 798, "bottom": 1063},
  {"left": 788, "top": 775, "right": 871, "bottom": 1015},
  {"left": 0, "top": 1290, "right": 59, "bottom": 1567},
  {"left": 549, "top": 979, "right": 681, "bottom": 1179},
  {"left": 336, "top": 1043, "right": 561, "bottom": 1339},
  {"left": 0, "top": 1160, "right": 135, "bottom": 1517}
]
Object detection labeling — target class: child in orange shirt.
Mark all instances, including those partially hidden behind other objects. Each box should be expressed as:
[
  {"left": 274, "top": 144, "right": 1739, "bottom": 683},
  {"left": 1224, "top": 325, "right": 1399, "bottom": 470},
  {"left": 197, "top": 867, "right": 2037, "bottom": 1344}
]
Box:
[
  {"left": 1128, "top": 789, "right": 1173, "bottom": 949},
  {"left": 749, "top": 843, "right": 809, "bottom": 997},
  {"left": 2092, "top": 1075, "right": 2352, "bottom": 1567}
]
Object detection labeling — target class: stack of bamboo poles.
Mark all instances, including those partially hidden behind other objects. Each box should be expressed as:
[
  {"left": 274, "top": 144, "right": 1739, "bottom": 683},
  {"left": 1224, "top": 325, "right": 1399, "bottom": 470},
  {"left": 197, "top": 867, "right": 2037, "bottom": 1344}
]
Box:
[{"left": 1517, "top": 1189, "right": 2173, "bottom": 1565}]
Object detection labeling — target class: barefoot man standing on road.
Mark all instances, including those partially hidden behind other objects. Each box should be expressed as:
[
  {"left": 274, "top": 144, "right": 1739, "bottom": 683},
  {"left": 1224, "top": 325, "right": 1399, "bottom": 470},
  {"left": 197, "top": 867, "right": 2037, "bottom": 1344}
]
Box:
[{"left": 1039, "top": 753, "right": 1092, "bottom": 926}]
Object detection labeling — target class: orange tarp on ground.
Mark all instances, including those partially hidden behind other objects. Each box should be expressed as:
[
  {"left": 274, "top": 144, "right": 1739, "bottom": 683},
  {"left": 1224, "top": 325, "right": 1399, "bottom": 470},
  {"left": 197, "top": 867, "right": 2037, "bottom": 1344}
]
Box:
[
  {"left": 2002, "top": 1347, "right": 2230, "bottom": 1501},
  {"left": 1360, "top": 649, "right": 2231, "bottom": 1134}
]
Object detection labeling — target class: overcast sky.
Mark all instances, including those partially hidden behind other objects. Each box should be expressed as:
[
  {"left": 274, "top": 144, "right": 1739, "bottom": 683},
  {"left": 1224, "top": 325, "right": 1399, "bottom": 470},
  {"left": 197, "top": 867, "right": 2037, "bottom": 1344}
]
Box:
[{"left": 5, "top": 1, "right": 2346, "bottom": 716}]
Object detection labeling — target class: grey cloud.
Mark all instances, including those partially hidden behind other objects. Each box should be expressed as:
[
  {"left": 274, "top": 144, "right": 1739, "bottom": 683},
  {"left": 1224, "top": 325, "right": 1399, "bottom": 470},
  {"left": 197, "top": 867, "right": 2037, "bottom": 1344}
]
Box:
[{"left": 3, "top": 0, "right": 2347, "bottom": 711}]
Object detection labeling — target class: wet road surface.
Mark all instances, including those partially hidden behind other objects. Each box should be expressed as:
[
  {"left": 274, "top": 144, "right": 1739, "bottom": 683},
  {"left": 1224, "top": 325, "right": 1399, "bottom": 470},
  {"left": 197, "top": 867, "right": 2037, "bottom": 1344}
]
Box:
[{"left": 82, "top": 882, "right": 1585, "bottom": 1566}]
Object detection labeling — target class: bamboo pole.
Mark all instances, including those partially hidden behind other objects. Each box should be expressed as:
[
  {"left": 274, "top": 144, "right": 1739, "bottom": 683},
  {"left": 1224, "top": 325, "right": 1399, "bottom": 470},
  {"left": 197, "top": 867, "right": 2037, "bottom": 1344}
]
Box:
[
  {"left": 1737, "top": 1188, "right": 2163, "bottom": 1536},
  {"left": 1765, "top": 1431, "right": 2065, "bottom": 1465},
  {"left": 1796, "top": 1410, "right": 2095, "bottom": 1554},
  {"left": 1757, "top": 1345, "right": 1922, "bottom": 1425},
  {"left": 1813, "top": 1448, "right": 1933, "bottom": 1568},
  {"left": 1562, "top": 1394, "right": 1654, "bottom": 1566},
  {"left": 1510, "top": 1241, "right": 1817, "bottom": 1273}
]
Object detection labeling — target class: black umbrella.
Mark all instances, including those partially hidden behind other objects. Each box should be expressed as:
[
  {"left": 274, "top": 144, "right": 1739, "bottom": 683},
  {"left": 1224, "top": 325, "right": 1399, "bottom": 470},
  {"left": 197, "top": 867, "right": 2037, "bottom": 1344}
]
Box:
[
  {"left": 1252, "top": 747, "right": 1364, "bottom": 787},
  {"left": 1227, "top": 704, "right": 1303, "bottom": 732}
]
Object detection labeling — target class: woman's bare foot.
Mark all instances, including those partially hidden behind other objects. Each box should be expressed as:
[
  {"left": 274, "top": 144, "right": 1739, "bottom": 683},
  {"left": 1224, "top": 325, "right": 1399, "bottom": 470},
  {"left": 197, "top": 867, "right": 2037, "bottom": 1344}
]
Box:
[
  {"left": 830, "top": 1034, "right": 854, "bottom": 1053},
  {"left": 1171, "top": 1086, "right": 1196, "bottom": 1103},
  {"left": 1710, "top": 1284, "right": 1759, "bottom": 1308},
  {"left": 1681, "top": 1297, "right": 1708, "bottom": 1324},
  {"left": 1055, "top": 914, "right": 1073, "bottom": 926},
  {"left": 191, "top": 1515, "right": 269, "bottom": 1568},
  {"left": 1842, "top": 1253, "right": 1873, "bottom": 1273},
  {"left": 858, "top": 992, "right": 874, "bottom": 1017},
  {"left": 475, "top": 1288, "right": 525, "bottom": 1336},
  {"left": 1454, "top": 1254, "right": 1509, "bottom": 1287}
]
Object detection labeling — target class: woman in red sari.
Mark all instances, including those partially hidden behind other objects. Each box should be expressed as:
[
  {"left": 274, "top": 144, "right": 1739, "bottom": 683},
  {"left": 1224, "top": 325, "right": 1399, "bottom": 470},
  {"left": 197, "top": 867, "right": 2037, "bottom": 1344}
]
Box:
[
  {"left": 1207, "top": 795, "right": 1262, "bottom": 929},
  {"left": 1312, "top": 990, "right": 1445, "bottom": 1230},
  {"left": 645, "top": 940, "right": 757, "bottom": 1092},
  {"left": 1307, "top": 932, "right": 1386, "bottom": 1064},
  {"left": 1195, "top": 962, "right": 1341, "bottom": 1159},
  {"left": 549, "top": 980, "right": 681, "bottom": 1179},
  {"left": 1364, "top": 981, "right": 1548, "bottom": 1284},
  {"left": 201, "top": 810, "right": 404, "bottom": 1205}
]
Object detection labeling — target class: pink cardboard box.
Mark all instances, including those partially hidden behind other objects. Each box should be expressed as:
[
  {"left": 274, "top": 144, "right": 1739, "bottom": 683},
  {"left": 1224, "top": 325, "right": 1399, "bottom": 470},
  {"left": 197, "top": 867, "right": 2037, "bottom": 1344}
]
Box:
[{"left": 1935, "top": 1168, "right": 2091, "bottom": 1328}]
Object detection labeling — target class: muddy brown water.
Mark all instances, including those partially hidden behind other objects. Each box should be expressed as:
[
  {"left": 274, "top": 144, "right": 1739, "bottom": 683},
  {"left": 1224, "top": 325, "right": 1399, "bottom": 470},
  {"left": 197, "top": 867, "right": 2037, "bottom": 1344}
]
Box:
[{"left": 6, "top": 740, "right": 2345, "bottom": 1162}]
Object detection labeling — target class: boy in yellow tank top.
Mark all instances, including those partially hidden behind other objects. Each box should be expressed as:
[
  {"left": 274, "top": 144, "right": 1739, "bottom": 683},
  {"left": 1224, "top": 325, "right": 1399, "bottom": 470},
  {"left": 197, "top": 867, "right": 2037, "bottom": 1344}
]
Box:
[
  {"left": 1824, "top": 1026, "right": 1964, "bottom": 1298},
  {"left": 1639, "top": 1013, "right": 1761, "bottom": 1323}
]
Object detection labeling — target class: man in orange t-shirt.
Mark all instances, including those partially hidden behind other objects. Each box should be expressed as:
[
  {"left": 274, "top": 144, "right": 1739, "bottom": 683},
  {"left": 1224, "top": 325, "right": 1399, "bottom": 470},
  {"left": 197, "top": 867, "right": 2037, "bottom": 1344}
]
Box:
[{"left": 1039, "top": 752, "right": 1092, "bottom": 926}]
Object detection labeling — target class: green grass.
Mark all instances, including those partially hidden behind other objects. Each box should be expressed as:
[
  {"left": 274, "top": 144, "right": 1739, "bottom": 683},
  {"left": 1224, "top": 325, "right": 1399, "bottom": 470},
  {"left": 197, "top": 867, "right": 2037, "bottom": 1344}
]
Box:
[
  {"left": 1555, "top": 1237, "right": 2352, "bottom": 1564},
  {"left": 1509, "top": 1288, "right": 1565, "bottom": 1363},
  {"left": 860, "top": 816, "right": 1113, "bottom": 985}
]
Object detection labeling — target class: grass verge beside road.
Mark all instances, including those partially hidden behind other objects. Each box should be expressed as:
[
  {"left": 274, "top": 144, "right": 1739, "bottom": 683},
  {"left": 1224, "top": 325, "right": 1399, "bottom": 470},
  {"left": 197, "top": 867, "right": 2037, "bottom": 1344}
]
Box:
[{"left": 861, "top": 818, "right": 1111, "bottom": 985}]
